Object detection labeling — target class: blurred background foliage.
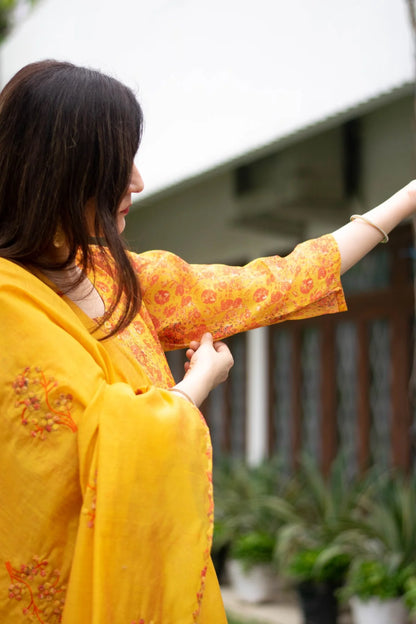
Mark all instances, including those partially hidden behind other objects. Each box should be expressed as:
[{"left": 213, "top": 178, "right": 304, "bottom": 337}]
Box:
[{"left": 0, "top": 0, "right": 37, "bottom": 44}]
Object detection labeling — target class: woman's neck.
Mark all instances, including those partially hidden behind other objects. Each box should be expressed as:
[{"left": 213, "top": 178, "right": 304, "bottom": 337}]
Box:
[{"left": 42, "top": 264, "right": 106, "bottom": 319}]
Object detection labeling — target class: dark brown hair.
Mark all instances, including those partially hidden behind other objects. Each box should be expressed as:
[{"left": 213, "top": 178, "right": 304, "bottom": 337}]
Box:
[{"left": 0, "top": 59, "right": 143, "bottom": 336}]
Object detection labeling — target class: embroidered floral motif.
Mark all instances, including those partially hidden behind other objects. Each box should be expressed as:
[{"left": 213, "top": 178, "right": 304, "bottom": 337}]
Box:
[
  {"left": 193, "top": 562, "right": 208, "bottom": 621},
  {"left": 85, "top": 473, "right": 97, "bottom": 529},
  {"left": 192, "top": 419, "right": 214, "bottom": 622},
  {"left": 6, "top": 556, "right": 66, "bottom": 623},
  {"left": 12, "top": 367, "right": 77, "bottom": 439}
]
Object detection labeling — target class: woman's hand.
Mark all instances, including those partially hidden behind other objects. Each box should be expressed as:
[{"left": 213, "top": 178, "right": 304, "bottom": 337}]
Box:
[
  {"left": 184, "top": 333, "right": 234, "bottom": 386},
  {"left": 172, "top": 333, "right": 234, "bottom": 407}
]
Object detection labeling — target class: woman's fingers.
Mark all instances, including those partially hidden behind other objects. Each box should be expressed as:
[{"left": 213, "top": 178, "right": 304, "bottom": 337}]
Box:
[
  {"left": 199, "top": 332, "right": 213, "bottom": 345},
  {"left": 213, "top": 340, "right": 227, "bottom": 352}
]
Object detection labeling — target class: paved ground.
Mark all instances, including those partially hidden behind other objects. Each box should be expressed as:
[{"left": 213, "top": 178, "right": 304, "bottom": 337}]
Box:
[
  {"left": 221, "top": 585, "right": 354, "bottom": 624},
  {"left": 222, "top": 585, "right": 302, "bottom": 624}
]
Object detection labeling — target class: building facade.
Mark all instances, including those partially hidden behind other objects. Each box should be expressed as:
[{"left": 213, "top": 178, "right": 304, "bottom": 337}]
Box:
[{"left": 136, "top": 89, "right": 416, "bottom": 473}]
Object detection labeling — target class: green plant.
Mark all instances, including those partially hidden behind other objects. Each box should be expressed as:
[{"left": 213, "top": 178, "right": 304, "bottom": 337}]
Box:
[
  {"left": 404, "top": 575, "right": 416, "bottom": 614},
  {"left": 287, "top": 547, "right": 350, "bottom": 585},
  {"left": 212, "top": 456, "right": 289, "bottom": 567},
  {"left": 270, "top": 453, "right": 360, "bottom": 584},
  {"left": 0, "top": 0, "right": 37, "bottom": 43},
  {"left": 337, "top": 470, "right": 416, "bottom": 602},
  {"left": 342, "top": 559, "right": 415, "bottom": 602},
  {"left": 226, "top": 614, "right": 261, "bottom": 624},
  {"left": 230, "top": 531, "right": 276, "bottom": 571}
]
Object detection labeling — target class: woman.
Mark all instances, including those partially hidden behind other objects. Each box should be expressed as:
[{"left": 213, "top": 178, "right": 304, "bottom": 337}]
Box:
[{"left": 0, "top": 60, "right": 415, "bottom": 623}]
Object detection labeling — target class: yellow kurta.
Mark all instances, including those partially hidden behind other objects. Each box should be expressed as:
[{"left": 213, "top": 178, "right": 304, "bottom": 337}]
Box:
[{"left": 0, "top": 234, "right": 346, "bottom": 623}]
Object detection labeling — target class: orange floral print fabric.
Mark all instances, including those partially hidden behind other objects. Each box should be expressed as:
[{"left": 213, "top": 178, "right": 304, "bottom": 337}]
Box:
[
  {"left": 131, "top": 233, "right": 346, "bottom": 351},
  {"left": 89, "top": 234, "right": 345, "bottom": 390}
]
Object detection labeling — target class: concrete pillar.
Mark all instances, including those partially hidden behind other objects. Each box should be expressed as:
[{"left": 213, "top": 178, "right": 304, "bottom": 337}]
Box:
[{"left": 245, "top": 326, "right": 269, "bottom": 466}]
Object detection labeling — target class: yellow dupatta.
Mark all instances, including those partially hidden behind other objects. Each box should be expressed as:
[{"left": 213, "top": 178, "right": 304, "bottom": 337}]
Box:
[{"left": 0, "top": 258, "right": 221, "bottom": 623}]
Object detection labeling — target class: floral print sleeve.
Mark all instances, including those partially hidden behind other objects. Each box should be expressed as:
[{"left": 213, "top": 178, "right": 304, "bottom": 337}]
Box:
[{"left": 131, "top": 234, "right": 347, "bottom": 350}]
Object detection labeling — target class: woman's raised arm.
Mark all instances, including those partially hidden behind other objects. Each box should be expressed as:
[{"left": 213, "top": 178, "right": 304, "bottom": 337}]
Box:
[{"left": 332, "top": 180, "right": 416, "bottom": 274}]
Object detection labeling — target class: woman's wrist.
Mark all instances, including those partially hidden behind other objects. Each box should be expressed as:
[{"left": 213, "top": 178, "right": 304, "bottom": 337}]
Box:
[
  {"left": 404, "top": 180, "right": 416, "bottom": 215},
  {"left": 169, "top": 377, "right": 206, "bottom": 408},
  {"left": 174, "top": 370, "right": 214, "bottom": 408},
  {"left": 168, "top": 386, "right": 197, "bottom": 407},
  {"left": 366, "top": 183, "right": 416, "bottom": 230}
]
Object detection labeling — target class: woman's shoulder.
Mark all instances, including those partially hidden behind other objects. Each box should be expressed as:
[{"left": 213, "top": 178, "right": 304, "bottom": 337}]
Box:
[
  {"left": 127, "top": 248, "right": 180, "bottom": 268},
  {"left": 0, "top": 257, "right": 38, "bottom": 290},
  {"left": 127, "top": 249, "right": 193, "bottom": 285}
]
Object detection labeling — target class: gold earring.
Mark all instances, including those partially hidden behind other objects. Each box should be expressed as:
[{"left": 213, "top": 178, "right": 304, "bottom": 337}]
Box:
[{"left": 53, "top": 228, "right": 65, "bottom": 248}]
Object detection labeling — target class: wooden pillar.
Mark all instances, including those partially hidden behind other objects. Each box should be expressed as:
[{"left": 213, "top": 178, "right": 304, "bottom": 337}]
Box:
[
  {"left": 357, "top": 320, "right": 371, "bottom": 473},
  {"left": 321, "top": 321, "right": 337, "bottom": 476},
  {"left": 391, "top": 312, "right": 412, "bottom": 471},
  {"left": 291, "top": 328, "right": 302, "bottom": 470},
  {"left": 222, "top": 375, "right": 232, "bottom": 454},
  {"left": 268, "top": 328, "right": 276, "bottom": 456}
]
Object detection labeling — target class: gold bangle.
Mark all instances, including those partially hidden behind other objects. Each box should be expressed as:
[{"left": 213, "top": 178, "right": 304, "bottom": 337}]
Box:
[
  {"left": 350, "top": 214, "right": 389, "bottom": 244},
  {"left": 167, "top": 387, "right": 196, "bottom": 407}
]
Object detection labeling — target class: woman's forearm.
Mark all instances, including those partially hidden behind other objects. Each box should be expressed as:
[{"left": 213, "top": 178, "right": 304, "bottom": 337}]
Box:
[{"left": 332, "top": 181, "right": 416, "bottom": 274}]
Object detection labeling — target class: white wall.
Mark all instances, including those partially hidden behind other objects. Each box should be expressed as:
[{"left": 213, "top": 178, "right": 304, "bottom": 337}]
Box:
[
  {"left": 361, "top": 95, "right": 416, "bottom": 208},
  {"left": 125, "top": 171, "right": 291, "bottom": 263}
]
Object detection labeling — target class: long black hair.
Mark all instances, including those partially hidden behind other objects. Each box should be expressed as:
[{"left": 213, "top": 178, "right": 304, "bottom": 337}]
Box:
[{"left": 0, "top": 59, "right": 144, "bottom": 336}]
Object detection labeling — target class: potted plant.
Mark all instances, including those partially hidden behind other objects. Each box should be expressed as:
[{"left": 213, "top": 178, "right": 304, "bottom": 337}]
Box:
[
  {"left": 338, "top": 470, "right": 416, "bottom": 624},
  {"left": 270, "top": 453, "right": 361, "bottom": 624},
  {"left": 230, "top": 530, "right": 276, "bottom": 570},
  {"left": 404, "top": 574, "right": 416, "bottom": 621},
  {"left": 343, "top": 559, "right": 412, "bottom": 624},
  {"left": 212, "top": 456, "right": 288, "bottom": 603},
  {"left": 285, "top": 547, "right": 350, "bottom": 624},
  {"left": 227, "top": 530, "right": 279, "bottom": 603}
]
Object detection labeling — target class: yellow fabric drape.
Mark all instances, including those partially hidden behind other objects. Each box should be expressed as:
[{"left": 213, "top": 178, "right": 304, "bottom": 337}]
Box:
[
  {"left": 67, "top": 382, "right": 215, "bottom": 624},
  {"left": 0, "top": 261, "right": 217, "bottom": 623}
]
